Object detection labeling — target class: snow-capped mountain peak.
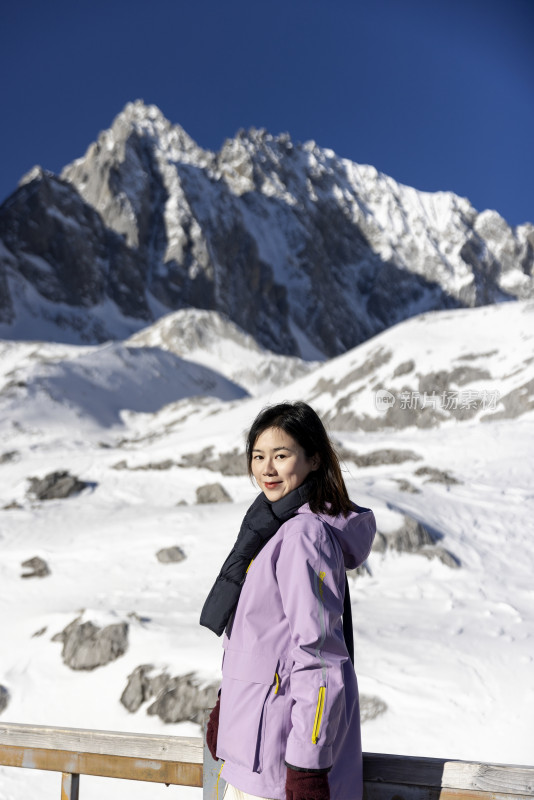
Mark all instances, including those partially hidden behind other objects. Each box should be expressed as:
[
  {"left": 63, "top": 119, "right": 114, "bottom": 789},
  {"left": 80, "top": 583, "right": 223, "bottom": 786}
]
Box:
[{"left": 0, "top": 101, "right": 532, "bottom": 358}]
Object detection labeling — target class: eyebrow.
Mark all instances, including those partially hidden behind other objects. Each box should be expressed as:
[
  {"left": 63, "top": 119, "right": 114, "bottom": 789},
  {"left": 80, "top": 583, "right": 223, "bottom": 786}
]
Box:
[{"left": 252, "top": 446, "right": 293, "bottom": 453}]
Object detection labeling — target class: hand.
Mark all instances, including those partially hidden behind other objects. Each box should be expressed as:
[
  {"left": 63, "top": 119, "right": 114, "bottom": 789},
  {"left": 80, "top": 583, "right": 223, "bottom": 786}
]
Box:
[
  {"left": 206, "top": 697, "right": 220, "bottom": 761},
  {"left": 285, "top": 766, "right": 330, "bottom": 800}
]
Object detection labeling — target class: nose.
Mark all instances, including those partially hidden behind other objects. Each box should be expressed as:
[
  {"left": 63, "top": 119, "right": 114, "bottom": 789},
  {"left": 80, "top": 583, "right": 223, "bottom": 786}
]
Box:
[{"left": 263, "top": 457, "right": 277, "bottom": 476}]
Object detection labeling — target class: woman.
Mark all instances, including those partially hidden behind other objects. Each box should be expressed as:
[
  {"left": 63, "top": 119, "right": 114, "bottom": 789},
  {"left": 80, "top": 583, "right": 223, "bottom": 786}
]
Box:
[{"left": 200, "top": 401, "right": 376, "bottom": 800}]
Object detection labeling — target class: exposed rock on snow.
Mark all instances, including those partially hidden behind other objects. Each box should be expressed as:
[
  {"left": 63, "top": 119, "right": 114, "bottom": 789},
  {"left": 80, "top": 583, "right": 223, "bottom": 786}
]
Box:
[
  {"left": 120, "top": 665, "right": 160, "bottom": 713},
  {"left": 381, "top": 516, "right": 433, "bottom": 553},
  {"left": 196, "top": 483, "right": 232, "bottom": 504},
  {"left": 482, "top": 376, "right": 534, "bottom": 422},
  {"left": 337, "top": 446, "right": 422, "bottom": 467},
  {"left": 392, "top": 360, "right": 415, "bottom": 377},
  {"left": 360, "top": 694, "right": 388, "bottom": 723},
  {"left": 0, "top": 685, "right": 9, "bottom": 714},
  {"left": 393, "top": 479, "right": 421, "bottom": 494},
  {"left": 53, "top": 617, "right": 129, "bottom": 670},
  {"left": 348, "top": 513, "right": 459, "bottom": 577},
  {"left": 113, "top": 458, "right": 176, "bottom": 471},
  {"left": 146, "top": 673, "right": 219, "bottom": 724},
  {"left": 121, "top": 665, "right": 219, "bottom": 723},
  {"left": 414, "top": 466, "right": 460, "bottom": 485},
  {"left": 21, "top": 556, "right": 50, "bottom": 578},
  {"left": 28, "top": 471, "right": 90, "bottom": 501},
  {"left": 180, "top": 446, "right": 247, "bottom": 475},
  {"left": 375, "top": 515, "right": 460, "bottom": 567},
  {"left": 419, "top": 546, "right": 461, "bottom": 569},
  {"left": 0, "top": 450, "right": 18, "bottom": 464},
  {"left": 156, "top": 546, "right": 186, "bottom": 563},
  {"left": 136, "top": 459, "right": 175, "bottom": 470}
]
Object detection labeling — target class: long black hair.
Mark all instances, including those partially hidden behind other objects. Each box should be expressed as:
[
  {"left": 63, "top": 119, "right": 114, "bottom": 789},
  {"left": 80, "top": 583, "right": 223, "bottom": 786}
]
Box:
[{"left": 246, "top": 401, "right": 352, "bottom": 517}]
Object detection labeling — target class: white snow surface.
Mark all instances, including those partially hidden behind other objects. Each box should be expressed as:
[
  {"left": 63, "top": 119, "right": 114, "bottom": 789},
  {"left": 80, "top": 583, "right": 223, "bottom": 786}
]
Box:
[{"left": 0, "top": 301, "right": 533, "bottom": 800}]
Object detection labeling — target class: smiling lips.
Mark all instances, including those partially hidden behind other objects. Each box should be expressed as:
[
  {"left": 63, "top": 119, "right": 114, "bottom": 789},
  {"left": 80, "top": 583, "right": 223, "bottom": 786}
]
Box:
[{"left": 264, "top": 481, "right": 281, "bottom": 489}]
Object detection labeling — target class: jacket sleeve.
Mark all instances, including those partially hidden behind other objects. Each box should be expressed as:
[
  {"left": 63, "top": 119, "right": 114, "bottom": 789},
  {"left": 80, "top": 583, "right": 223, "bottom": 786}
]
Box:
[{"left": 276, "top": 518, "right": 348, "bottom": 771}]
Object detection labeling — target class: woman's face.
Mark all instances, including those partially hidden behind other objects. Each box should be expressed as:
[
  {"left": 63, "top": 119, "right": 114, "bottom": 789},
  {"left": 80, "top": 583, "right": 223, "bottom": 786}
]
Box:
[{"left": 251, "top": 426, "right": 319, "bottom": 502}]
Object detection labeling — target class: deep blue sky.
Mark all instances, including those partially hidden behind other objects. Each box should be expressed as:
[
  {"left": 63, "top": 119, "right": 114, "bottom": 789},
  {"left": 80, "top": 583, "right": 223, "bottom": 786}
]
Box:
[{"left": 1, "top": 0, "right": 533, "bottom": 226}]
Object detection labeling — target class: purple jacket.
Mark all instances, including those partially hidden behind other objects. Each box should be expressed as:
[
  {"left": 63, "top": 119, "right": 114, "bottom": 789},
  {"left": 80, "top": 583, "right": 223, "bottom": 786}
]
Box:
[{"left": 217, "top": 502, "right": 376, "bottom": 800}]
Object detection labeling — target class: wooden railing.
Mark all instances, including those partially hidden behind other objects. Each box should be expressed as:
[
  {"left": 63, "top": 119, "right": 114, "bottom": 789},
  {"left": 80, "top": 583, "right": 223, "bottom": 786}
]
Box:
[{"left": 1, "top": 720, "right": 533, "bottom": 800}]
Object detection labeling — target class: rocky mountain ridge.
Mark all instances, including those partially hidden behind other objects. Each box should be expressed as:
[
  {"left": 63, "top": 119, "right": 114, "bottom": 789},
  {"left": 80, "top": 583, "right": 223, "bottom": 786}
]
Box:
[{"left": 1, "top": 100, "right": 532, "bottom": 356}]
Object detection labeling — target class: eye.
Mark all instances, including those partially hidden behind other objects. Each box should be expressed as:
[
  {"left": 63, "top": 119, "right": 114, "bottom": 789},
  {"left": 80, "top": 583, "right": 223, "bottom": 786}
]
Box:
[
  {"left": 275, "top": 453, "right": 287, "bottom": 459},
  {"left": 253, "top": 454, "right": 263, "bottom": 460}
]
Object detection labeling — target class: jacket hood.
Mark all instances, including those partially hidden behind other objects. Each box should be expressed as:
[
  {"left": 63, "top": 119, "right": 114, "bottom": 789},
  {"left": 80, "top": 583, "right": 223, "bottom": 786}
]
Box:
[{"left": 299, "top": 503, "right": 376, "bottom": 570}]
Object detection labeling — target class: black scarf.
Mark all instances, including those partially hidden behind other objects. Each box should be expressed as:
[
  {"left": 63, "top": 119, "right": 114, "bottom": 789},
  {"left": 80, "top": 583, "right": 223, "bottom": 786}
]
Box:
[{"left": 200, "top": 482, "right": 312, "bottom": 636}]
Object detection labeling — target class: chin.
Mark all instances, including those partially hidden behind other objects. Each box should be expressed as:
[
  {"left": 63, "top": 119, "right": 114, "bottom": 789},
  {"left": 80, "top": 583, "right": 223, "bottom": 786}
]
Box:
[{"left": 264, "top": 487, "right": 285, "bottom": 499}]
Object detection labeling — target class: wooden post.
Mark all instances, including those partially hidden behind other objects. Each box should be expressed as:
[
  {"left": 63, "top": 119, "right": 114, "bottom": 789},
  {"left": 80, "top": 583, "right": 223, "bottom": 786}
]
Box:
[
  {"left": 203, "top": 710, "right": 226, "bottom": 800},
  {"left": 61, "top": 772, "right": 80, "bottom": 800}
]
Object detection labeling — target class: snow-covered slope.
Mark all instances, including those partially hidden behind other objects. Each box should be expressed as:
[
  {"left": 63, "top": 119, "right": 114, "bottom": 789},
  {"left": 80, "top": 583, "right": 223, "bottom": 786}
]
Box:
[
  {"left": 0, "top": 302, "right": 533, "bottom": 800},
  {"left": 126, "top": 308, "right": 318, "bottom": 395},
  {"left": 0, "top": 337, "right": 249, "bottom": 445},
  {"left": 1, "top": 101, "right": 532, "bottom": 356},
  {"left": 281, "top": 299, "right": 534, "bottom": 430}
]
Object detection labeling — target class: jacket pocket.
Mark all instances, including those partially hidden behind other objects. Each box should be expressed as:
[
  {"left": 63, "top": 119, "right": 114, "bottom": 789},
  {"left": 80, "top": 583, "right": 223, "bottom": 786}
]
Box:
[
  {"left": 218, "top": 648, "right": 279, "bottom": 773},
  {"left": 311, "top": 685, "right": 326, "bottom": 744}
]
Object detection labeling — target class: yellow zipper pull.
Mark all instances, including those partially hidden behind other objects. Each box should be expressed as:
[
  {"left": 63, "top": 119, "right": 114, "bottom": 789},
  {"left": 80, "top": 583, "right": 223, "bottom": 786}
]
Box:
[{"left": 312, "top": 686, "right": 326, "bottom": 744}]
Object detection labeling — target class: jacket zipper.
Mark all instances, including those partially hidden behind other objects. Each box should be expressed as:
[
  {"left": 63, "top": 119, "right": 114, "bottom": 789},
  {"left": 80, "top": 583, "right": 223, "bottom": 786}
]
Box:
[
  {"left": 225, "top": 558, "right": 255, "bottom": 637},
  {"left": 311, "top": 686, "right": 326, "bottom": 744}
]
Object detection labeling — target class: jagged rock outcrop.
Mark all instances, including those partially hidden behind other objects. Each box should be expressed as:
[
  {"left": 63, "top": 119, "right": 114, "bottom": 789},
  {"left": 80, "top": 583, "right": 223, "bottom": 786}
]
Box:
[
  {"left": 27, "top": 470, "right": 90, "bottom": 500},
  {"left": 53, "top": 617, "right": 129, "bottom": 670},
  {"left": 1, "top": 100, "right": 532, "bottom": 355},
  {"left": 196, "top": 483, "right": 232, "bottom": 504},
  {"left": 146, "top": 674, "right": 219, "bottom": 724},
  {"left": 374, "top": 515, "right": 460, "bottom": 568},
  {"left": 180, "top": 446, "right": 248, "bottom": 475},
  {"left": 0, "top": 169, "right": 150, "bottom": 339},
  {"left": 350, "top": 514, "right": 459, "bottom": 575},
  {"left": 337, "top": 446, "right": 422, "bottom": 467},
  {"left": 121, "top": 664, "right": 163, "bottom": 713},
  {"left": 414, "top": 466, "right": 460, "bottom": 485},
  {"left": 21, "top": 556, "right": 50, "bottom": 578},
  {"left": 113, "top": 459, "right": 176, "bottom": 471},
  {"left": 156, "top": 546, "right": 186, "bottom": 563},
  {"left": 121, "top": 665, "right": 219, "bottom": 723}
]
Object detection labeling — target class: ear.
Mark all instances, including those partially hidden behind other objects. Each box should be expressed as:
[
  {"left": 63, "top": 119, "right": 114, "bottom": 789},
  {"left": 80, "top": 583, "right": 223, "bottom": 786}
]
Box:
[{"left": 310, "top": 454, "right": 321, "bottom": 471}]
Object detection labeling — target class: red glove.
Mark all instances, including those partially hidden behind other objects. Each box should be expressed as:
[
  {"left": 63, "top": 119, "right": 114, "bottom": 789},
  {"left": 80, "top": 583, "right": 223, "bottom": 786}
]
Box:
[
  {"left": 285, "top": 765, "right": 330, "bottom": 800},
  {"left": 206, "top": 697, "right": 220, "bottom": 761}
]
